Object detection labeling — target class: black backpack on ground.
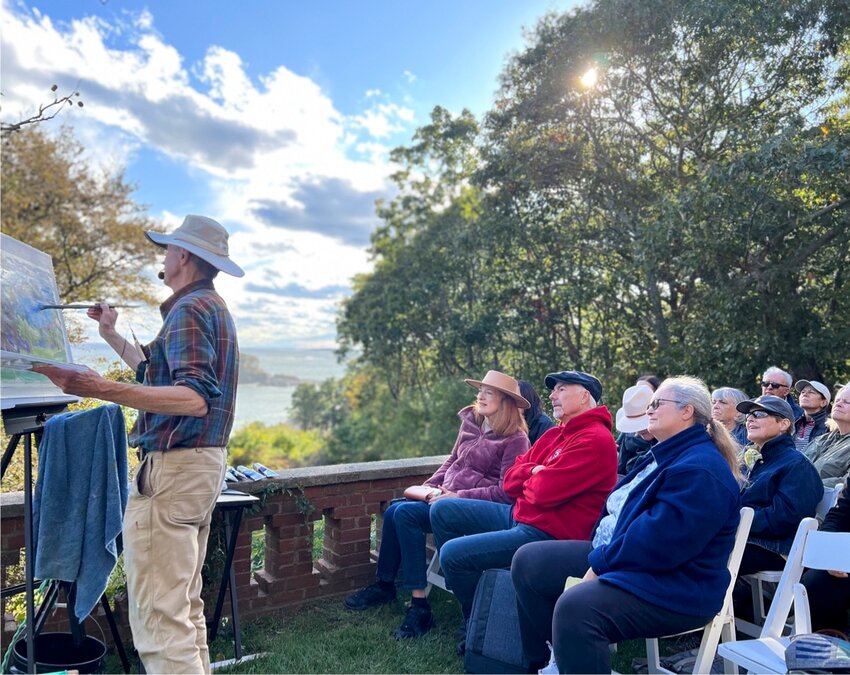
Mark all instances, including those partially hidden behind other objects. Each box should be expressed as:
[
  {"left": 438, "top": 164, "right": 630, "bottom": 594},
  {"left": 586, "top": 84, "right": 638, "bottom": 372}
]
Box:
[{"left": 464, "top": 568, "right": 530, "bottom": 674}]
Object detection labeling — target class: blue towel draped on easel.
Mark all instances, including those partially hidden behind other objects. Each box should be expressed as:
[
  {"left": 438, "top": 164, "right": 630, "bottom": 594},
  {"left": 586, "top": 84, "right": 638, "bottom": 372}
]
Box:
[{"left": 33, "top": 403, "right": 129, "bottom": 621}]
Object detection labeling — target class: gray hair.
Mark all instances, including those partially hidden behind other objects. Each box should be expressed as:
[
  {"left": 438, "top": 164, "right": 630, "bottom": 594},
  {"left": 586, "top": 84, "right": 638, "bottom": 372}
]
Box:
[
  {"left": 712, "top": 387, "right": 749, "bottom": 424},
  {"left": 763, "top": 366, "right": 792, "bottom": 387},
  {"left": 660, "top": 376, "right": 744, "bottom": 485}
]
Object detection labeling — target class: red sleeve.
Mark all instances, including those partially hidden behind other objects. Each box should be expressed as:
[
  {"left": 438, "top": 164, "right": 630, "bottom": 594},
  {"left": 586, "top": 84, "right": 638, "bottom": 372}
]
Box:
[
  {"left": 520, "top": 427, "right": 616, "bottom": 508},
  {"left": 503, "top": 429, "right": 558, "bottom": 497}
]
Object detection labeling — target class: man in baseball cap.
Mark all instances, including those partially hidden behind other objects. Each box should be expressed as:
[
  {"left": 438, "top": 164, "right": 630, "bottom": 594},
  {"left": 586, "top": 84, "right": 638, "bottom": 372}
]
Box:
[{"left": 36, "top": 215, "right": 243, "bottom": 672}]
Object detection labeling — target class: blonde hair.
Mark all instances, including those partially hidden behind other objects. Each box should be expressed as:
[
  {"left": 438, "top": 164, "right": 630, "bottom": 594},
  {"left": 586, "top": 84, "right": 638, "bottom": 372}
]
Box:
[
  {"left": 472, "top": 392, "right": 528, "bottom": 437},
  {"left": 661, "top": 376, "right": 745, "bottom": 486}
]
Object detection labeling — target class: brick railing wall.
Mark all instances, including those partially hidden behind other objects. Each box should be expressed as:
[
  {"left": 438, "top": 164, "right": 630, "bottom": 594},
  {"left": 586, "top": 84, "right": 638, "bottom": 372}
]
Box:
[{"left": 0, "top": 455, "right": 445, "bottom": 649}]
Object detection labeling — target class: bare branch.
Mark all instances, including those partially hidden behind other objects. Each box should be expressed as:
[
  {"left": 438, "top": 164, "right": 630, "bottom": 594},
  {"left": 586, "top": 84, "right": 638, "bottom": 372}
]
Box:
[{"left": 1, "top": 84, "right": 84, "bottom": 137}]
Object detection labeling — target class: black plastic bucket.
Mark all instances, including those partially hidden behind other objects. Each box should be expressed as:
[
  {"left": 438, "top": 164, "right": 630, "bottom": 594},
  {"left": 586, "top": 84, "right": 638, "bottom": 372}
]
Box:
[{"left": 11, "top": 632, "right": 106, "bottom": 674}]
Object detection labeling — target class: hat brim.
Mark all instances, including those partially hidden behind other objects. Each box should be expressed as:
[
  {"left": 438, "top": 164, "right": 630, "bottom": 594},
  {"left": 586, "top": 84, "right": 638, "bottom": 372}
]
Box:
[
  {"left": 615, "top": 408, "right": 650, "bottom": 433},
  {"left": 735, "top": 400, "right": 794, "bottom": 423},
  {"left": 464, "top": 379, "right": 530, "bottom": 409},
  {"left": 736, "top": 401, "right": 767, "bottom": 415},
  {"left": 146, "top": 231, "right": 245, "bottom": 278}
]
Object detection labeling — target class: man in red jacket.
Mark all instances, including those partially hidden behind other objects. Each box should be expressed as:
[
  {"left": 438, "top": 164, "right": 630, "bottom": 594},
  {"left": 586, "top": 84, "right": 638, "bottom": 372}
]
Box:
[{"left": 430, "top": 371, "right": 618, "bottom": 636}]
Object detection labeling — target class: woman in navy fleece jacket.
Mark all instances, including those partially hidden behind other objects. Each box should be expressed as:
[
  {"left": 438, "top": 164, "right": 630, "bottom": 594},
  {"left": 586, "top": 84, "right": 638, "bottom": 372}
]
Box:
[{"left": 511, "top": 376, "right": 743, "bottom": 674}]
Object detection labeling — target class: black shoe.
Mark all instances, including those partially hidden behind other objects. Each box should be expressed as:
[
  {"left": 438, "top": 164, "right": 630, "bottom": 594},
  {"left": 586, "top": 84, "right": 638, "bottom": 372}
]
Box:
[
  {"left": 344, "top": 583, "right": 396, "bottom": 611},
  {"left": 392, "top": 604, "right": 434, "bottom": 639}
]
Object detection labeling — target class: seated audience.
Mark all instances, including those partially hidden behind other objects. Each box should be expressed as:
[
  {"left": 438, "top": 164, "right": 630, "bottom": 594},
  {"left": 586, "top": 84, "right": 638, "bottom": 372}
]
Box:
[
  {"left": 733, "top": 395, "right": 823, "bottom": 619},
  {"left": 803, "top": 383, "right": 850, "bottom": 487},
  {"left": 519, "top": 380, "right": 555, "bottom": 444},
  {"left": 343, "top": 370, "right": 530, "bottom": 639},
  {"left": 430, "top": 371, "right": 617, "bottom": 646},
  {"left": 793, "top": 379, "right": 831, "bottom": 450},
  {"left": 615, "top": 383, "right": 656, "bottom": 475},
  {"left": 711, "top": 387, "right": 749, "bottom": 447},
  {"left": 801, "top": 479, "right": 850, "bottom": 632},
  {"left": 759, "top": 365, "right": 804, "bottom": 421},
  {"left": 511, "top": 376, "right": 743, "bottom": 674}
]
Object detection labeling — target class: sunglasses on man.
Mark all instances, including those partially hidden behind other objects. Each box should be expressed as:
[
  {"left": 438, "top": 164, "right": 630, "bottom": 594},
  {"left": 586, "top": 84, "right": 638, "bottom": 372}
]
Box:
[{"left": 760, "top": 381, "right": 788, "bottom": 390}]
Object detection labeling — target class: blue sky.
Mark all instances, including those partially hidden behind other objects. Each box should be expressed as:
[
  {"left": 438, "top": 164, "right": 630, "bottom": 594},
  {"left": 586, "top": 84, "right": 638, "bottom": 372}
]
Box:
[{"left": 1, "top": 0, "right": 579, "bottom": 348}]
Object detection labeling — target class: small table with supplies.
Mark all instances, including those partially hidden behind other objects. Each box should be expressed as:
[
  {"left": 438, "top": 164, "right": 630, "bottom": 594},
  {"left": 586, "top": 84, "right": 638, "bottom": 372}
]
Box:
[{"left": 207, "top": 489, "right": 260, "bottom": 663}]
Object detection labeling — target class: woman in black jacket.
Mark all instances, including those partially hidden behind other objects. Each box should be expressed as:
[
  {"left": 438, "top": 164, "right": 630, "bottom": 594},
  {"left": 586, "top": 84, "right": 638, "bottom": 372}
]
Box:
[{"left": 519, "top": 380, "right": 554, "bottom": 444}]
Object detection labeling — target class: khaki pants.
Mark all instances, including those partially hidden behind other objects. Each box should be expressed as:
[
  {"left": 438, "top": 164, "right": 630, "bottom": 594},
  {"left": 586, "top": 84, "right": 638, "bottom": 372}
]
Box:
[{"left": 124, "top": 446, "right": 227, "bottom": 674}]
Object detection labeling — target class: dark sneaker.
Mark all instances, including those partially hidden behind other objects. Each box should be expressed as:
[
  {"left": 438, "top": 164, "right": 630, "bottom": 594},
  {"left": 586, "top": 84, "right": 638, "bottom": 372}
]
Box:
[
  {"left": 343, "top": 583, "right": 396, "bottom": 611},
  {"left": 393, "top": 604, "right": 434, "bottom": 639}
]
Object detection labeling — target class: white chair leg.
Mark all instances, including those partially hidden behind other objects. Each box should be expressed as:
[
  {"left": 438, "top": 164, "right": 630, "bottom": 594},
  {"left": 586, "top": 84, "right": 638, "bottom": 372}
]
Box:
[
  {"left": 645, "top": 637, "right": 670, "bottom": 674},
  {"left": 719, "top": 621, "right": 739, "bottom": 675}
]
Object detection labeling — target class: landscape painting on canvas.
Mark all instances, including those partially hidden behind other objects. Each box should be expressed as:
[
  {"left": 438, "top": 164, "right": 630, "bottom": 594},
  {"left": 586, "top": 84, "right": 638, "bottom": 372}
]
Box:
[{"left": 1, "top": 233, "right": 79, "bottom": 409}]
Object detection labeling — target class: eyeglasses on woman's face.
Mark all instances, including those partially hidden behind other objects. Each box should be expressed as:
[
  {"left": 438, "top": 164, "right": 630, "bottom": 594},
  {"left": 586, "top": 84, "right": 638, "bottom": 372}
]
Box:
[
  {"left": 746, "top": 410, "right": 781, "bottom": 420},
  {"left": 646, "top": 398, "right": 685, "bottom": 411},
  {"left": 760, "top": 381, "right": 788, "bottom": 391}
]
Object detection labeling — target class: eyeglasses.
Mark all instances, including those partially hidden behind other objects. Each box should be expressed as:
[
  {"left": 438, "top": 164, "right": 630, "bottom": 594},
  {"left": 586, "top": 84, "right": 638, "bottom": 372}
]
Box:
[
  {"left": 647, "top": 398, "right": 686, "bottom": 411},
  {"left": 746, "top": 410, "right": 780, "bottom": 420},
  {"left": 761, "top": 381, "right": 788, "bottom": 390}
]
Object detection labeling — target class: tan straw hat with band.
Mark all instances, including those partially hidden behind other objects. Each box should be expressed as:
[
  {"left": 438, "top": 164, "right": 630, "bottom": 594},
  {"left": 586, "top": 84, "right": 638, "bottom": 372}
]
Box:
[
  {"left": 464, "top": 370, "right": 530, "bottom": 409},
  {"left": 146, "top": 214, "right": 245, "bottom": 277},
  {"left": 615, "top": 383, "right": 653, "bottom": 433}
]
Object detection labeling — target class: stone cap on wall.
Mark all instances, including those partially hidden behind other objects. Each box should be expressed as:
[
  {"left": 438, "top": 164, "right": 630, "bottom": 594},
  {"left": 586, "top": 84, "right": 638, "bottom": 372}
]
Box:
[{"left": 0, "top": 455, "right": 449, "bottom": 516}]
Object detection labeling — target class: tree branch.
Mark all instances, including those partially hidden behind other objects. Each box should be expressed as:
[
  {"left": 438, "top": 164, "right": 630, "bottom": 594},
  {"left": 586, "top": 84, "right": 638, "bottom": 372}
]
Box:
[{"left": 1, "top": 84, "right": 84, "bottom": 137}]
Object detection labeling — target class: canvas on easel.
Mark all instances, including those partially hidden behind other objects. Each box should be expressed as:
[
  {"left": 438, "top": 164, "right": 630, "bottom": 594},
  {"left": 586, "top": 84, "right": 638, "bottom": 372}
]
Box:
[{"left": 1, "top": 233, "right": 81, "bottom": 410}]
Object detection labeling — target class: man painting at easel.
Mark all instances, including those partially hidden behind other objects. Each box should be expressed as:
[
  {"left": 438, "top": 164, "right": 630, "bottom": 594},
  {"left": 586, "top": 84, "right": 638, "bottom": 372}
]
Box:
[{"left": 35, "top": 215, "right": 243, "bottom": 674}]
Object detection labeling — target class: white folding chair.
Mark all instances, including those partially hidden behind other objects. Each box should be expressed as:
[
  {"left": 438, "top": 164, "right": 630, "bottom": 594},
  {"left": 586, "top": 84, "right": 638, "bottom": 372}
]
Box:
[
  {"left": 644, "top": 507, "right": 754, "bottom": 675},
  {"left": 735, "top": 482, "right": 843, "bottom": 638},
  {"left": 817, "top": 482, "right": 844, "bottom": 520},
  {"left": 718, "top": 519, "right": 850, "bottom": 674},
  {"left": 423, "top": 548, "right": 450, "bottom": 596}
]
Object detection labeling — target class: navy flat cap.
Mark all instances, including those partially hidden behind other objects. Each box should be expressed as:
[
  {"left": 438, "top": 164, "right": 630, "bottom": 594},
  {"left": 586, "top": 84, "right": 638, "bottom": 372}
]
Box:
[
  {"left": 736, "top": 395, "right": 795, "bottom": 424},
  {"left": 544, "top": 371, "right": 603, "bottom": 403}
]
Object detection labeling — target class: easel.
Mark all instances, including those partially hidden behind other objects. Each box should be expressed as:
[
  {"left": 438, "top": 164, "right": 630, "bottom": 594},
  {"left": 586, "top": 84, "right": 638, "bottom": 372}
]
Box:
[{"left": 0, "top": 403, "right": 130, "bottom": 674}]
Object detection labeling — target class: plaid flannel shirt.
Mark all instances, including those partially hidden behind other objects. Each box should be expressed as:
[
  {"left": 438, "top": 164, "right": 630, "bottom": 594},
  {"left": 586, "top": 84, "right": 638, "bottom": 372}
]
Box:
[{"left": 130, "top": 279, "right": 239, "bottom": 452}]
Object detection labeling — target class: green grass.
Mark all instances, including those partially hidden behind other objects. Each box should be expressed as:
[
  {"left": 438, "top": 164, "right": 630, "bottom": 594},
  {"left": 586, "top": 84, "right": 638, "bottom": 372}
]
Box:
[
  {"left": 99, "top": 589, "right": 697, "bottom": 673},
  {"left": 209, "top": 590, "right": 465, "bottom": 674}
]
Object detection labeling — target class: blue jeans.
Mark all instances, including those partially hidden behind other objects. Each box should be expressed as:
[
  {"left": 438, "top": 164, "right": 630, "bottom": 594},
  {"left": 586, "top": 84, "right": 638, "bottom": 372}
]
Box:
[
  {"left": 430, "top": 498, "right": 553, "bottom": 619},
  {"left": 375, "top": 500, "right": 433, "bottom": 590}
]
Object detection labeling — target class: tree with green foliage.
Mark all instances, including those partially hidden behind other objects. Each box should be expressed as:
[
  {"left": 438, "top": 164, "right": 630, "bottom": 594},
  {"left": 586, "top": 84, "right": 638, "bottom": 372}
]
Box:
[
  {"left": 479, "top": 0, "right": 849, "bottom": 388},
  {"left": 1, "top": 125, "right": 161, "bottom": 307},
  {"left": 329, "top": 0, "right": 849, "bottom": 462}
]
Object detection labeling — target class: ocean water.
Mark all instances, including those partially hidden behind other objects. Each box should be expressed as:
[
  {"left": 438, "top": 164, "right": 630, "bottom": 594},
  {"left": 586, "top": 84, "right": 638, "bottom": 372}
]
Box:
[{"left": 72, "top": 343, "right": 348, "bottom": 429}]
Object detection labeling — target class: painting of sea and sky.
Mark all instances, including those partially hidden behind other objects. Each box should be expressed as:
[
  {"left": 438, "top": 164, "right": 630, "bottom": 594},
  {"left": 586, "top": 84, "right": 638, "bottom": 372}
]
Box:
[{"left": 1, "top": 234, "right": 79, "bottom": 409}]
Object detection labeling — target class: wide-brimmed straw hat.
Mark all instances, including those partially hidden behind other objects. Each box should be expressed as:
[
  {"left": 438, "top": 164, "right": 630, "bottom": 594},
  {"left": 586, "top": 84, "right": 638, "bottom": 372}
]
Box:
[
  {"left": 464, "top": 370, "right": 530, "bottom": 409},
  {"left": 615, "top": 384, "right": 653, "bottom": 433},
  {"left": 146, "top": 215, "right": 244, "bottom": 277}
]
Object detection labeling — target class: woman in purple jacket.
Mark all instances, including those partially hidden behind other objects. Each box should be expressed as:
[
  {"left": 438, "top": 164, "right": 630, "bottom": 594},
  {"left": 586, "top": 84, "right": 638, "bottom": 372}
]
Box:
[{"left": 343, "top": 370, "right": 530, "bottom": 639}]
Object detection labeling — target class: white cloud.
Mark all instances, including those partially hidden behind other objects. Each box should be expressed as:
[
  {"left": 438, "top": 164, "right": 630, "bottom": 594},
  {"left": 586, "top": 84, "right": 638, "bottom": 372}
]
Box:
[
  {"left": 350, "top": 102, "right": 416, "bottom": 138},
  {"left": 0, "top": 1, "right": 418, "bottom": 348},
  {"left": 403, "top": 69, "right": 416, "bottom": 83}
]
